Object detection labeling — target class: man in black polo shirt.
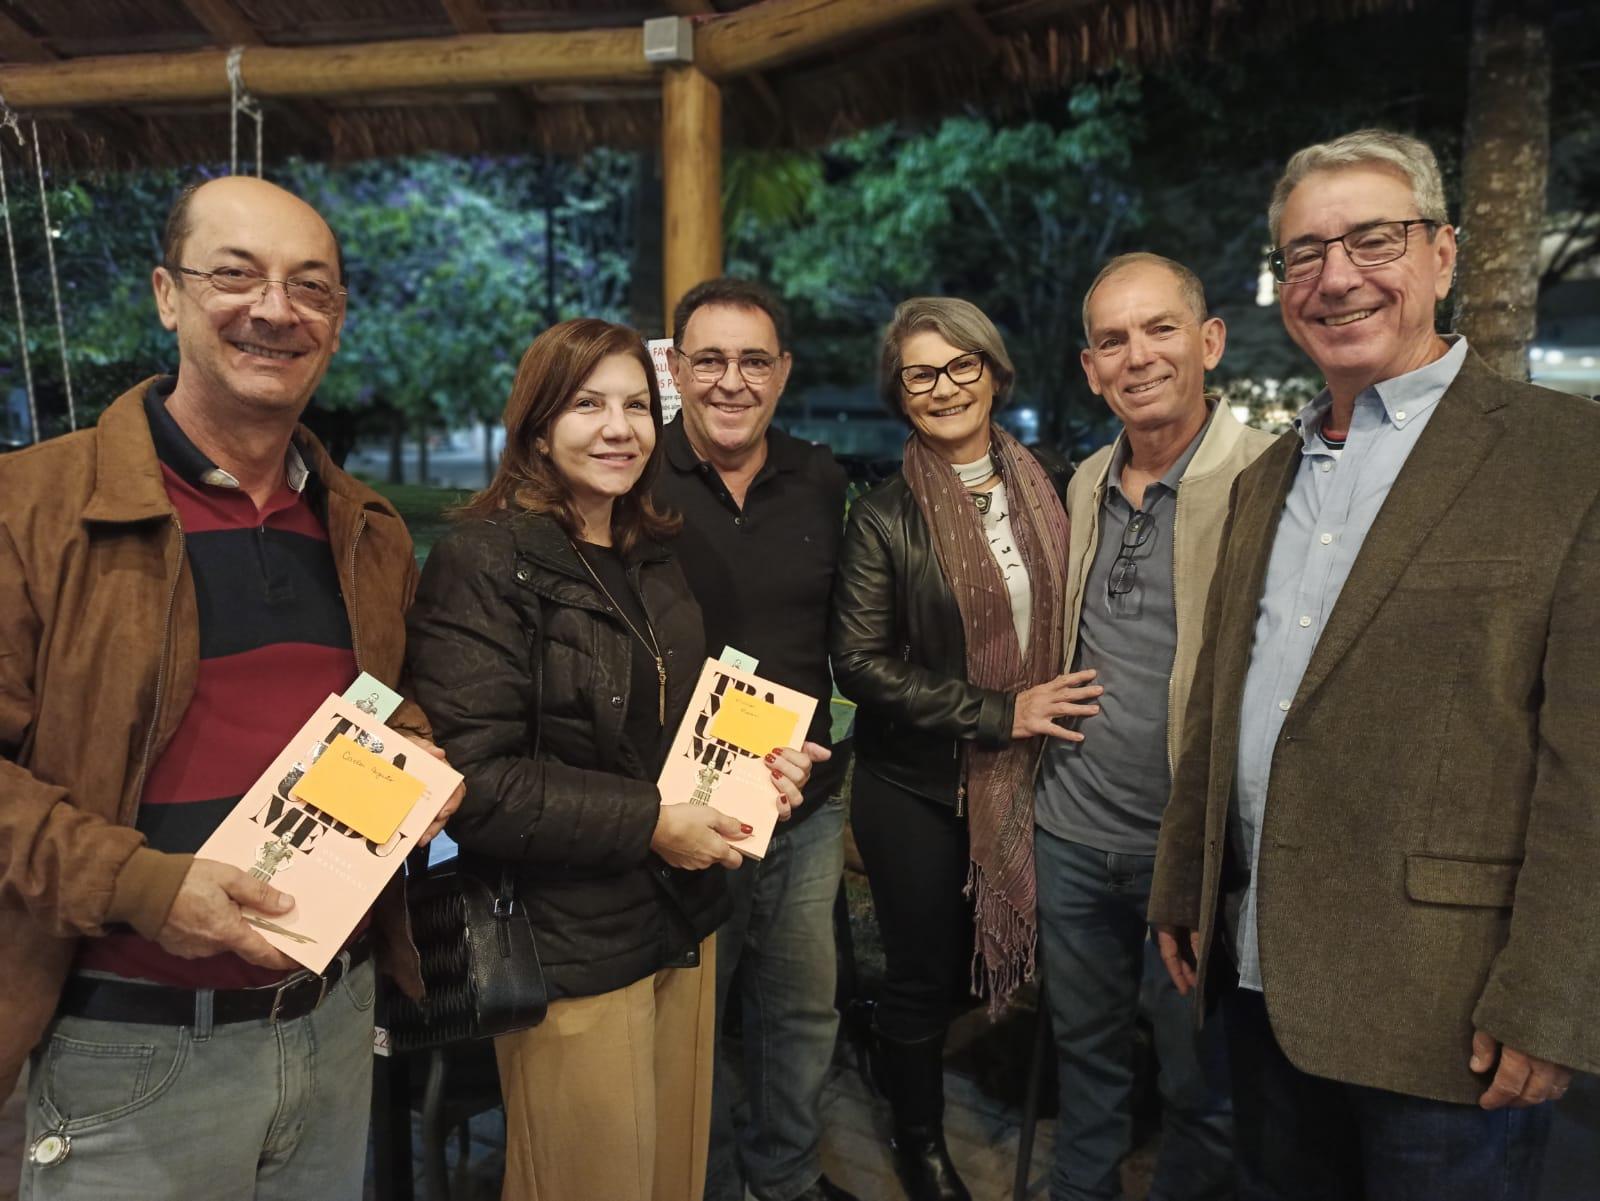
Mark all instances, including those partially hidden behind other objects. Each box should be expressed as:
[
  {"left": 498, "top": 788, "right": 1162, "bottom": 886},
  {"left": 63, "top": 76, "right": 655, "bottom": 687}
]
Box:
[{"left": 656, "top": 279, "right": 856, "bottom": 1201}]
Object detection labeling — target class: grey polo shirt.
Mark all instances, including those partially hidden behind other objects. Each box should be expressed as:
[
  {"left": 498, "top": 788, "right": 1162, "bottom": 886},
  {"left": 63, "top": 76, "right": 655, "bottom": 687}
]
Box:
[{"left": 1035, "top": 412, "right": 1209, "bottom": 856}]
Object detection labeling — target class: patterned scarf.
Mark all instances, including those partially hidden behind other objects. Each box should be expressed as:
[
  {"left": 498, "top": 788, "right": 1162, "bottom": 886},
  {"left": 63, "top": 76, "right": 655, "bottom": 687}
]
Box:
[{"left": 902, "top": 425, "right": 1069, "bottom": 1011}]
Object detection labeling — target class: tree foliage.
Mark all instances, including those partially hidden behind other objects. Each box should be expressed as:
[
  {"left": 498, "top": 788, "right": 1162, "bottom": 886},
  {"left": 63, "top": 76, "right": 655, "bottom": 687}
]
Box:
[
  {"left": 730, "top": 79, "right": 1143, "bottom": 447},
  {"left": 0, "top": 152, "right": 633, "bottom": 449}
]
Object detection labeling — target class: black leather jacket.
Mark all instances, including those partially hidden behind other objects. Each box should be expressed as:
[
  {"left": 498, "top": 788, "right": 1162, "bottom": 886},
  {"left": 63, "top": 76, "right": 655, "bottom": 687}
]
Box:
[
  {"left": 830, "top": 459, "right": 1070, "bottom": 808},
  {"left": 406, "top": 511, "right": 727, "bottom": 1001}
]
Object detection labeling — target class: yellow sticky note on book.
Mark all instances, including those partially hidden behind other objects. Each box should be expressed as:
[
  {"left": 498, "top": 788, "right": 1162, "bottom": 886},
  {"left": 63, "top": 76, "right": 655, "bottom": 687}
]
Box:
[
  {"left": 708, "top": 691, "right": 799, "bottom": 758},
  {"left": 290, "top": 734, "right": 425, "bottom": 844}
]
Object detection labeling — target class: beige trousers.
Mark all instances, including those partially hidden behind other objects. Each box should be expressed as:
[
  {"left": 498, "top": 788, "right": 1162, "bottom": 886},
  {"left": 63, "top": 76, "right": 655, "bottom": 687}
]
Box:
[{"left": 495, "top": 936, "right": 717, "bottom": 1201}]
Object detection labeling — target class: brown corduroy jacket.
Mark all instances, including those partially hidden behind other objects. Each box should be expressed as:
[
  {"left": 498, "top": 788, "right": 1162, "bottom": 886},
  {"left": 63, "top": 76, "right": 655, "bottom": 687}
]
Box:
[
  {"left": 1149, "top": 349, "right": 1600, "bottom": 1104},
  {"left": 0, "top": 379, "right": 426, "bottom": 1095}
]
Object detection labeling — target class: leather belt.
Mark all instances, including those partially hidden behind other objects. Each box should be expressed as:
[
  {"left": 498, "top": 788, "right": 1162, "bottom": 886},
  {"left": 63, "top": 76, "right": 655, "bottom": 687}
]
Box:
[{"left": 57, "top": 938, "right": 372, "bottom": 1026}]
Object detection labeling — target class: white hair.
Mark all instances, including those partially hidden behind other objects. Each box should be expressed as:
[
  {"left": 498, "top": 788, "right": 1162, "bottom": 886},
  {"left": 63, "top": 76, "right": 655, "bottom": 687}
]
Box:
[{"left": 1268, "top": 129, "right": 1449, "bottom": 243}]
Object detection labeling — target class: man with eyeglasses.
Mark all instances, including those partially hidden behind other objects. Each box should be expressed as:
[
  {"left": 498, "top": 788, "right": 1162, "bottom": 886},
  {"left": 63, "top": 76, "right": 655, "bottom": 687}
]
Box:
[
  {"left": 653, "top": 278, "right": 857, "bottom": 1201},
  {"left": 1149, "top": 128, "right": 1599, "bottom": 1198},
  {"left": 1032, "top": 252, "right": 1271, "bottom": 1201},
  {"left": 0, "top": 176, "right": 456, "bottom": 1199}
]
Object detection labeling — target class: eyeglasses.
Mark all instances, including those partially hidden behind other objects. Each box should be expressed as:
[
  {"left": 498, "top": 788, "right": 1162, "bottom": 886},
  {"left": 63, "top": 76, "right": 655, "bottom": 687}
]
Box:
[
  {"left": 1107, "top": 510, "right": 1154, "bottom": 600},
  {"left": 899, "top": 352, "right": 985, "bottom": 395},
  {"left": 676, "top": 348, "right": 779, "bottom": 384},
  {"left": 1268, "top": 219, "right": 1440, "bottom": 285},
  {"left": 173, "top": 265, "right": 347, "bottom": 316}
]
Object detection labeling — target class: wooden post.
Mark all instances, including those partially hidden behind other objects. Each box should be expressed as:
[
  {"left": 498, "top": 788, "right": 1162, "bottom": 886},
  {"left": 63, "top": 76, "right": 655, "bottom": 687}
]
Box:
[{"left": 661, "top": 65, "right": 722, "bottom": 336}]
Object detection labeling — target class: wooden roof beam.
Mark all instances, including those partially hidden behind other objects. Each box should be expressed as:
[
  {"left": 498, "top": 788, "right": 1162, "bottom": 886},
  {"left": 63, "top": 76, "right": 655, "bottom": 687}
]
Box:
[
  {"left": 695, "top": 0, "right": 969, "bottom": 78},
  {"left": 952, "top": 4, "right": 1002, "bottom": 60},
  {"left": 177, "top": 0, "right": 266, "bottom": 48},
  {"left": 434, "top": 0, "right": 546, "bottom": 132},
  {"left": 0, "top": 10, "right": 55, "bottom": 64},
  {"left": 0, "top": 0, "right": 965, "bottom": 111},
  {"left": 175, "top": 0, "right": 338, "bottom": 161},
  {"left": 0, "top": 28, "right": 652, "bottom": 110}
]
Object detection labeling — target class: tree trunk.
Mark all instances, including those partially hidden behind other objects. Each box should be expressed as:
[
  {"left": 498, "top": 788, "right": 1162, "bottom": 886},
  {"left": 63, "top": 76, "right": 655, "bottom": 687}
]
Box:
[
  {"left": 417, "top": 422, "right": 430, "bottom": 487},
  {"left": 1452, "top": 0, "right": 1551, "bottom": 381},
  {"left": 387, "top": 408, "right": 405, "bottom": 485},
  {"left": 482, "top": 417, "right": 497, "bottom": 485}
]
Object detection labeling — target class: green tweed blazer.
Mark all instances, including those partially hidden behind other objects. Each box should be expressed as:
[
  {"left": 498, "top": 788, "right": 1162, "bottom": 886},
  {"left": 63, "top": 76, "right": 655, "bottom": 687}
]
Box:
[{"left": 1149, "top": 348, "right": 1600, "bottom": 1104}]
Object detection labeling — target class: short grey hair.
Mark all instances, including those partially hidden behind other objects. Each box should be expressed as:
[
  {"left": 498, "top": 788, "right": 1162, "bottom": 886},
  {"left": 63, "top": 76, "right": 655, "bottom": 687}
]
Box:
[
  {"left": 878, "top": 296, "right": 1016, "bottom": 422},
  {"left": 1268, "top": 128, "right": 1449, "bottom": 244},
  {"left": 1081, "top": 252, "right": 1208, "bottom": 344}
]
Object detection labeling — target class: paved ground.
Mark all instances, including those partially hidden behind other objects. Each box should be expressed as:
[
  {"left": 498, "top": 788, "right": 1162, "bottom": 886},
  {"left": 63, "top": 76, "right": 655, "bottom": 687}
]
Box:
[{"left": 379, "top": 1001, "right": 1159, "bottom": 1201}]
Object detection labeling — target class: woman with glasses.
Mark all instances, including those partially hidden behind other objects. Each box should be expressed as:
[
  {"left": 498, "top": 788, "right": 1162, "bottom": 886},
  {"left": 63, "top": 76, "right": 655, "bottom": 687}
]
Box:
[
  {"left": 831, "top": 297, "right": 1099, "bottom": 1201},
  {"left": 406, "top": 319, "right": 822, "bottom": 1201}
]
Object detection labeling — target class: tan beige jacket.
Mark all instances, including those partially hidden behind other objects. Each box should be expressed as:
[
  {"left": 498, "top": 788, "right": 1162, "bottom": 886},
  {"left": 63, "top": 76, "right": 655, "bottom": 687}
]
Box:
[
  {"left": 1062, "top": 403, "right": 1275, "bottom": 771},
  {"left": 0, "top": 380, "right": 427, "bottom": 1093}
]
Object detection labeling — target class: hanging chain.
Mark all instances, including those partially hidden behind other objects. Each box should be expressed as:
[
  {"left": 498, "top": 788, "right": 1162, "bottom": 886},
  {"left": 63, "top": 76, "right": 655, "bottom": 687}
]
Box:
[
  {"left": 0, "top": 99, "right": 37, "bottom": 444},
  {"left": 226, "top": 47, "right": 264, "bottom": 177},
  {"left": 30, "top": 121, "right": 74, "bottom": 432}
]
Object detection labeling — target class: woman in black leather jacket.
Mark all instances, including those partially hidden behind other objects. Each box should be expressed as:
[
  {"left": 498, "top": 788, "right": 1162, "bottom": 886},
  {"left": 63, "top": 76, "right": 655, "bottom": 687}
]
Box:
[
  {"left": 831, "top": 298, "right": 1100, "bottom": 1201},
  {"left": 407, "top": 319, "right": 822, "bottom": 1201}
]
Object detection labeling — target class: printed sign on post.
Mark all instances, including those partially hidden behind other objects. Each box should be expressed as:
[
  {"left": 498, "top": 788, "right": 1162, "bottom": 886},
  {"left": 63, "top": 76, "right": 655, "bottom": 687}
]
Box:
[{"left": 648, "top": 337, "right": 683, "bottom": 424}]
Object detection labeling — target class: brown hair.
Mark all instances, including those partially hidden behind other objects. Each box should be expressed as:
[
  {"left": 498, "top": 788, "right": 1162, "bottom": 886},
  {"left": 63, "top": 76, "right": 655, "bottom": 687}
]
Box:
[{"left": 455, "top": 318, "right": 680, "bottom": 552}]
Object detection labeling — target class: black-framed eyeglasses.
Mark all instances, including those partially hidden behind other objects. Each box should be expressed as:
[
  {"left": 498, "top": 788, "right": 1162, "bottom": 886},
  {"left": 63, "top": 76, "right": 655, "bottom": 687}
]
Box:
[
  {"left": 1107, "top": 510, "right": 1155, "bottom": 599},
  {"left": 172, "top": 265, "right": 347, "bottom": 316},
  {"left": 675, "top": 348, "right": 779, "bottom": 384},
  {"left": 899, "top": 351, "right": 985, "bottom": 395},
  {"left": 1268, "top": 219, "right": 1440, "bottom": 285}
]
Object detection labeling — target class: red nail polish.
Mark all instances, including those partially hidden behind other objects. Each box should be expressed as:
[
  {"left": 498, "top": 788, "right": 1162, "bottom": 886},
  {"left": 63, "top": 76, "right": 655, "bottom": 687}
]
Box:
[
  {"left": 771, "top": 769, "right": 782, "bottom": 779},
  {"left": 764, "top": 753, "right": 776, "bottom": 764},
  {"left": 740, "top": 823, "right": 753, "bottom": 834}
]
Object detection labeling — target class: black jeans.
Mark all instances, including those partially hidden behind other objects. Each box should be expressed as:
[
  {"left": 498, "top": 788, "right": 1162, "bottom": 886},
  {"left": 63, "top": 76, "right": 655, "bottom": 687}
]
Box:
[{"left": 851, "top": 765, "right": 975, "bottom": 1042}]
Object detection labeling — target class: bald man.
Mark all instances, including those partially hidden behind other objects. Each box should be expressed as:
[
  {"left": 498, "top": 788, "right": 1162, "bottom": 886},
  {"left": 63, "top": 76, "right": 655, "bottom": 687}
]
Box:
[{"left": 0, "top": 177, "right": 457, "bottom": 1199}]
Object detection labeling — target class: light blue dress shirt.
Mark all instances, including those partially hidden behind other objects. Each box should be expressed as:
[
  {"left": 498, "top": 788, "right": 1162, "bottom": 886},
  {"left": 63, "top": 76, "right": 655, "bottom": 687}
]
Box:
[{"left": 1229, "top": 337, "right": 1469, "bottom": 991}]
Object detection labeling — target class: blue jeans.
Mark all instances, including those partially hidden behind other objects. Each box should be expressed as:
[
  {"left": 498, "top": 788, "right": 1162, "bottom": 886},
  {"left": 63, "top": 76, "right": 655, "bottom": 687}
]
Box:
[
  {"left": 21, "top": 958, "right": 375, "bottom": 1201},
  {"left": 705, "top": 796, "right": 846, "bottom": 1201},
  {"left": 1035, "top": 828, "right": 1234, "bottom": 1201},
  {"left": 1225, "top": 986, "right": 1552, "bottom": 1201}
]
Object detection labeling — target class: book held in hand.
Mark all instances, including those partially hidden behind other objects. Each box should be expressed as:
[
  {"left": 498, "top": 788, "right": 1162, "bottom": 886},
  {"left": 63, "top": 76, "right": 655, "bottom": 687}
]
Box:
[
  {"left": 195, "top": 694, "right": 462, "bottom": 973},
  {"left": 657, "top": 659, "right": 818, "bottom": 860}
]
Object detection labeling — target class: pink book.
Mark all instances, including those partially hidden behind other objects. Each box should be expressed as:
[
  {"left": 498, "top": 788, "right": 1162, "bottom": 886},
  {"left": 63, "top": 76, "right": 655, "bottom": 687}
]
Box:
[
  {"left": 196, "top": 694, "right": 462, "bottom": 973},
  {"left": 657, "top": 659, "right": 818, "bottom": 860}
]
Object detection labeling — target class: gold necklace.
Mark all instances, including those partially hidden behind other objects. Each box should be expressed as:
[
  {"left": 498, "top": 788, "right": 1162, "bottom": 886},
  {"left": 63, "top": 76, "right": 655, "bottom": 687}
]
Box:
[{"left": 572, "top": 543, "right": 667, "bottom": 725}]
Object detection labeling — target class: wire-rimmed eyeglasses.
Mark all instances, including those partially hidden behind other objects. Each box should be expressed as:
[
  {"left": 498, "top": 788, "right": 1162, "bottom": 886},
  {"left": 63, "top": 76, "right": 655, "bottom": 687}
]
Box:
[
  {"left": 675, "top": 348, "right": 779, "bottom": 385},
  {"left": 1268, "top": 219, "right": 1440, "bottom": 285},
  {"left": 1107, "top": 510, "right": 1154, "bottom": 600},
  {"left": 173, "top": 265, "right": 346, "bottom": 316}
]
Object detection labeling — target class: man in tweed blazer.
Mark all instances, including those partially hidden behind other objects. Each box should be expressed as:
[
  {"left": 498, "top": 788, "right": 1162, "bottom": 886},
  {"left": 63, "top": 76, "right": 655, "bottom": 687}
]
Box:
[{"left": 1148, "top": 129, "right": 1599, "bottom": 1199}]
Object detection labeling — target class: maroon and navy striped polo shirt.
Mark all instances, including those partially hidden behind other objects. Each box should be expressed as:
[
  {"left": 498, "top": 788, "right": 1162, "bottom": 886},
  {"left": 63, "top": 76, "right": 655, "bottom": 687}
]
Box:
[{"left": 77, "top": 381, "right": 359, "bottom": 988}]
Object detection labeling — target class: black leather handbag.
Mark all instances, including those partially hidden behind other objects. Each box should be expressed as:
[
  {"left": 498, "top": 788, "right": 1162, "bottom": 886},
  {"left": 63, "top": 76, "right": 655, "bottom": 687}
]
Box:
[
  {"left": 386, "top": 854, "right": 548, "bottom": 1052},
  {"left": 386, "top": 587, "right": 550, "bottom": 1053}
]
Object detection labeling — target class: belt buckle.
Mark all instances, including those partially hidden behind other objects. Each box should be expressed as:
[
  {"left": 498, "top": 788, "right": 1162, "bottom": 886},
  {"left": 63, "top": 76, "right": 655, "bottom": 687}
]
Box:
[{"left": 269, "top": 970, "right": 328, "bottom": 1023}]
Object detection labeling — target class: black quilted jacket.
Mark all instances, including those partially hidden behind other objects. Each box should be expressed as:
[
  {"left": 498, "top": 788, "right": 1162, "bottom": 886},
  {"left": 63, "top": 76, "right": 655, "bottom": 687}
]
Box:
[{"left": 406, "top": 511, "right": 727, "bottom": 1001}]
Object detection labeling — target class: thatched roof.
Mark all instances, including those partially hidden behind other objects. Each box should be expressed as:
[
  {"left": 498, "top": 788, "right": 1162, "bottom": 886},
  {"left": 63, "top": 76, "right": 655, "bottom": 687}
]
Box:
[{"left": 0, "top": 0, "right": 1411, "bottom": 169}]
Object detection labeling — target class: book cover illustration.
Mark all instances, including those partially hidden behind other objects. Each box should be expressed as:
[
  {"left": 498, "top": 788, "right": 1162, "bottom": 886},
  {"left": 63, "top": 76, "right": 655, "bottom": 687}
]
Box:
[
  {"left": 196, "top": 694, "right": 462, "bottom": 973},
  {"left": 657, "top": 659, "right": 818, "bottom": 860}
]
